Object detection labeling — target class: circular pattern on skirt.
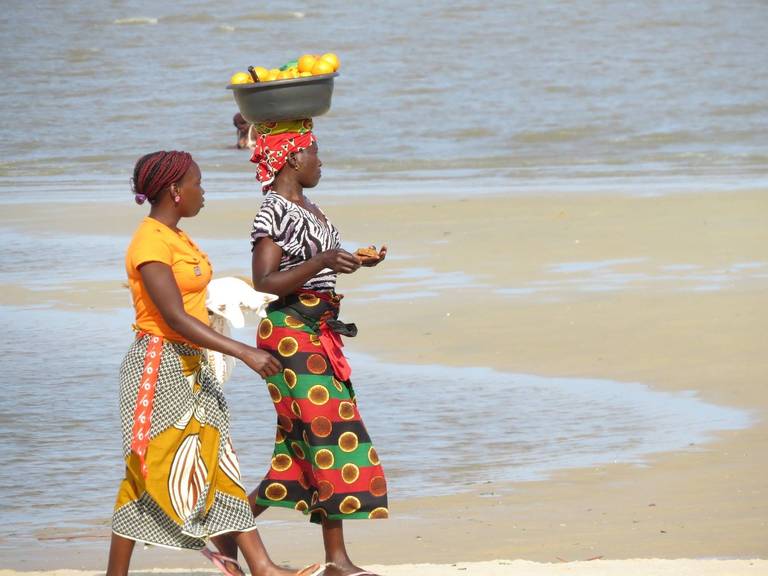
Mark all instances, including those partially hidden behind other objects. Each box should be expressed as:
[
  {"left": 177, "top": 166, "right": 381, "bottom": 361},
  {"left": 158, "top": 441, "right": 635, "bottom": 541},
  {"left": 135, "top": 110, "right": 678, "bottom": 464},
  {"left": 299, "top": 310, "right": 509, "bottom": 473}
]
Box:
[
  {"left": 299, "top": 293, "right": 321, "bottom": 307},
  {"left": 368, "top": 507, "right": 389, "bottom": 519},
  {"left": 318, "top": 480, "right": 334, "bottom": 501},
  {"left": 369, "top": 475, "right": 387, "bottom": 497},
  {"left": 306, "top": 354, "right": 328, "bottom": 374},
  {"left": 314, "top": 448, "right": 335, "bottom": 469},
  {"left": 258, "top": 318, "right": 273, "bottom": 339},
  {"left": 284, "top": 315, "right": 305, "bottom": 328},
  {"left": 277, "top": 414, "right": 293, "bottom": 432},
  {"left": 277, "top": 336, "right": 299, "bottom": 357},
  {"left": 310, "top": 415, "right": 332, "bottom": 437},
  {"left": 338, "top": 431, "right": 359, "bottom": 452},
  {"left": 338, "top": 401, "right": 355, "bottom": 420},
  {"left": 341, "top": 463, "right": 360, "bottom": 484},
  {"left": 271, "top": 454, "right": 293, "bottom": 472},
  {"left": 283, "top": 368, "right": 298, "bottom": 388},
  {"left": 295, "top": 500, "right": 309, "bottom": 512},
  {"left": 291, "top": 441, "right": 306, "bottom": 460},
  {"left": 308, "top": 385, "right": 330, "bottom": 405},
  {"left": 267, "top": 383, "right": 282, "bottom": 403},
  {"left": 331, "top": 377, "right": 344, "bottom": 392},
  {"left": 339, "top": 495, "right": 361, "bottom": 514},
  {"left": 368, "top": 446, "right": 380, "bottom": 465},
  {"left": 309, "top": 334, "right": 322, "bottom": 347},
  {"left": 291, "top": 400, "right": 302, "bottom": 417},
  {"left": 265, "top": 482, "right": 288, "bottom": 501}
]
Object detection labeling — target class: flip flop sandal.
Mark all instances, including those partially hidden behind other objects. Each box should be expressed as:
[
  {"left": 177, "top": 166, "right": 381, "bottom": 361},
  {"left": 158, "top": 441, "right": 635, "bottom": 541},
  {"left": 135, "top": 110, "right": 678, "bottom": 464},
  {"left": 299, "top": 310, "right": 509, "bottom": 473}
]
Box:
[
  {"left": 313, "top": 564, "right": 377, "bottom": 576},
  {"left": 201, "top": 548, "right": 245, "bottom": 576},
  {"left": 298, "top": 563, "right": 326, "bottom": 576}
]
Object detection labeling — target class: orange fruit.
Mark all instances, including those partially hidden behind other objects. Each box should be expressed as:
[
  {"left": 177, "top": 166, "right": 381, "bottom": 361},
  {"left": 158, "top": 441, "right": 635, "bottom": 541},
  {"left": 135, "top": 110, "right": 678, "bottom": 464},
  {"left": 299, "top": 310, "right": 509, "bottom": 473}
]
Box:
[
  {"left": 230, "top": 71, "right": 253, "bottom": 84},
  {"left": 319, "top": 52, "right": 340, "bottom": 71},
  {"left": 252, "top": 66, "right": 269, "bottom": 81},
  {"left": 298, "top": 54, "right": 316, "bottom": 73},
  {"left": 310, "top": 59, "right": 335, "bottom": 75}
]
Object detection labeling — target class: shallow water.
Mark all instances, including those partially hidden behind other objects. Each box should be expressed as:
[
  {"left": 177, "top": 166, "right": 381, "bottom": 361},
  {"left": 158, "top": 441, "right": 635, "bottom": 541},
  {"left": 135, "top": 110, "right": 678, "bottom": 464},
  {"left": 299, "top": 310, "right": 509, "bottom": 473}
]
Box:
[
  {"left": 0, "top": 304, "right": 750, "bottom": 547},
  {"left": 1, "top": 0, "right": 767, "bottom": 200}
]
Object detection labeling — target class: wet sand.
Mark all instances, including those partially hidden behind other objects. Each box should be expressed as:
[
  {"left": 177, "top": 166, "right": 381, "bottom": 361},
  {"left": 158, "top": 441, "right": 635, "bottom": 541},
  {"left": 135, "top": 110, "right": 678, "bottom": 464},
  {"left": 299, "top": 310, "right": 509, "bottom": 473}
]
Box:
[{"left": 1, "top": 188, "right": 766, "bottom": 573}]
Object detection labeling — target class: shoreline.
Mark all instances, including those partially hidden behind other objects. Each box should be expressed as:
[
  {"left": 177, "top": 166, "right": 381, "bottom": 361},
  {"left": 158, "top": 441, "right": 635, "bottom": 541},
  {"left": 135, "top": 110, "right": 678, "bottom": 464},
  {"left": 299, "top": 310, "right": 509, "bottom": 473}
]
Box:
[
  {"left": 1, "top": 188, "right": 766, "bottom": 570},
  {"left": 1, "top": 559, "right": 767, "bottom": 575}
]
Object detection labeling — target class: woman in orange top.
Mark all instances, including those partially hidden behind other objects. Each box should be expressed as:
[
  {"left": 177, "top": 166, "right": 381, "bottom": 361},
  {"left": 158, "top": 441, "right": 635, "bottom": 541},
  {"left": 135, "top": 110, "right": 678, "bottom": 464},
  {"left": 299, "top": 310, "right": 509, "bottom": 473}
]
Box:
[{"left": 107, "top": 151, "right": 317, "bottom": 576}]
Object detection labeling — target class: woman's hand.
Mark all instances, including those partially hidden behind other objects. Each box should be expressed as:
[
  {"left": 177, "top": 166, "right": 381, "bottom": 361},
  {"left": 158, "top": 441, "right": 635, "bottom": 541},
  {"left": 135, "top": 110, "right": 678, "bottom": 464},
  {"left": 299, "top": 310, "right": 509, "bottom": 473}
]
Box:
[
  {"left": 318, "top": 249, "right": 361, "bottom": 274},
  {"left": 238, "top": 346, "right": 282, "bottom": 379},
  {"left": 358, "top": 244, "right": 387, "bottom": 267}
]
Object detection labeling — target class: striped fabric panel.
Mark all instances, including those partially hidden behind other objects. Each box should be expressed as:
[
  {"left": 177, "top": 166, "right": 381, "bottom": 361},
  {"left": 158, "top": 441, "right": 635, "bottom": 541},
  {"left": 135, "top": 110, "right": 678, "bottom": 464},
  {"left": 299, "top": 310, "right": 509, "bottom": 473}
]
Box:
[{"left": 251, "top": 192, "right": 341, "bottom": 292}]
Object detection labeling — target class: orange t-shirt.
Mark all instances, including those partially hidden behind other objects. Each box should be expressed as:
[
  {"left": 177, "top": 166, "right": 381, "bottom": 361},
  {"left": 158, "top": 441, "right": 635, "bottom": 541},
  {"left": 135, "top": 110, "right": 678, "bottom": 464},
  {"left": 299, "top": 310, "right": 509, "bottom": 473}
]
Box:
[{"left": 125, "top": 217, "right": 213, "bottom": 344}]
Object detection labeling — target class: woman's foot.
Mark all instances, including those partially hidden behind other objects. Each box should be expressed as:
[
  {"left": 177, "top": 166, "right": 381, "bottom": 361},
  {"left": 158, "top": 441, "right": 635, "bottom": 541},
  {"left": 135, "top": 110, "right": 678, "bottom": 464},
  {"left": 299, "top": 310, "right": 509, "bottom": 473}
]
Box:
[
  {"left": 251, "top": 563, "right": 320, "bottom": 576},
  {"left": 201, "top": 549, "right": 246, "bottom": 576},
  {"left": 203, "top": 547, "right": 316, "bottom": 576},
  {"left": 322, "top": 561, "right": 379, "bottom": 576}
]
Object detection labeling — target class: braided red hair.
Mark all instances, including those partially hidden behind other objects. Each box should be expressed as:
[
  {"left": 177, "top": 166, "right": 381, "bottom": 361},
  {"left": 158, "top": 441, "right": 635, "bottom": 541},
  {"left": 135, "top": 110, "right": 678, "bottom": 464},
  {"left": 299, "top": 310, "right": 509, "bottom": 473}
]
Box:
[{"left": 132, "top": 151, "right": 193, "bottom": 204}]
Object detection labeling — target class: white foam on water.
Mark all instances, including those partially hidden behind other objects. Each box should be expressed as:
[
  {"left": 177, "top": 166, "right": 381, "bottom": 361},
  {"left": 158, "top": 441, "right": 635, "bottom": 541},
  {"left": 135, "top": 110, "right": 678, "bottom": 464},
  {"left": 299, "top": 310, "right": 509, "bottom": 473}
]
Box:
[{"left": 113, "top": 17, "right": 158, "bottom": 25}]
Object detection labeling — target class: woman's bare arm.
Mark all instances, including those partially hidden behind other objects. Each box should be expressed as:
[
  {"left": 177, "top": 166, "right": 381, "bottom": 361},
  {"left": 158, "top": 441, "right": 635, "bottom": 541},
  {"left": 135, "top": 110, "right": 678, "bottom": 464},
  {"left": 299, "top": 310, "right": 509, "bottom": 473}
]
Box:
[
  {"left": 251, "top": 237, "right": 361, "bottom": 297},
  {"left": 139, "top": 261, "right": 281, "bottom": 377}
]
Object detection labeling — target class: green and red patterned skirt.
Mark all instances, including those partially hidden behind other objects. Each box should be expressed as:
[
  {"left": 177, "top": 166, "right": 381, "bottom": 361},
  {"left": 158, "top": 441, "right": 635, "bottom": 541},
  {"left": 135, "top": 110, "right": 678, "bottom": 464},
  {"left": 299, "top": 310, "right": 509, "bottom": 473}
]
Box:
[{"left": 254, "top": 291, "right": 389, "bottom": 524}]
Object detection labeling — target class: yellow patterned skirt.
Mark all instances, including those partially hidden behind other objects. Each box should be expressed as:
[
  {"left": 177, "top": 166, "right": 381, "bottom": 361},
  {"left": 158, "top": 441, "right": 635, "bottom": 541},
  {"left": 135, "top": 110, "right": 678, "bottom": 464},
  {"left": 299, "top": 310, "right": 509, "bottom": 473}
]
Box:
[{"left": 111, "top": 334, "right": 256, "bottom": 549}]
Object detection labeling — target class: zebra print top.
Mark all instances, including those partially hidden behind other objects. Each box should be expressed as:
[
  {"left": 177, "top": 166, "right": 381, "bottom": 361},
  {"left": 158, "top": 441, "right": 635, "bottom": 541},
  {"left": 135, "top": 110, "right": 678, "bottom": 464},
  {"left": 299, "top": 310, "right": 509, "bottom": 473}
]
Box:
[{"left": 250, "top": 192, "right": 341, "bottom": 292}]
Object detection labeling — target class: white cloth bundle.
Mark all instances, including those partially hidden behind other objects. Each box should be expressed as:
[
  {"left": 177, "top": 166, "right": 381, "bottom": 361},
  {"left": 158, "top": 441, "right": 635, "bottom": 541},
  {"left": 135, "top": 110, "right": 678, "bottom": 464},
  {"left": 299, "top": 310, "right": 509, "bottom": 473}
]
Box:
[{"left": 205, "top": 277, "right": 278, "bottom": 384}]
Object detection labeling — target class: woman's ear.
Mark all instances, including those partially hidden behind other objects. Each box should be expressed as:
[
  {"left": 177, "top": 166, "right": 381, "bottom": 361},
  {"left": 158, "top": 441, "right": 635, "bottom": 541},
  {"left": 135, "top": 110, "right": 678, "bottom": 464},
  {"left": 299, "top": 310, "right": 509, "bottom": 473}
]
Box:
[{"left": 287, "top": 152, "right": 300, "bottom": 170}]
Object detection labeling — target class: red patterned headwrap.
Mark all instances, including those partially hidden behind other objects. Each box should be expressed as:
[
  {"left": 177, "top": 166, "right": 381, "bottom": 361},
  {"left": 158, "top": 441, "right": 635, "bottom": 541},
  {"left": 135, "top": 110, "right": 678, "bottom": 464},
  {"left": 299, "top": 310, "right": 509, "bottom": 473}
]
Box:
[{"left": 249, "top": 119, "right": 316, "bottom": 193}]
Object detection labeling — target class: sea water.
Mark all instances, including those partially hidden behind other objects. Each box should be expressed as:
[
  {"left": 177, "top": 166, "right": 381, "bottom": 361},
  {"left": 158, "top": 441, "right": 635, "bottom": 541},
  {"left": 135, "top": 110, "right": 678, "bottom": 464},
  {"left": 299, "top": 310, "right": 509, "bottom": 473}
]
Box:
[{"left": 1, "top": 0, "right": 767, "bottom": 201}]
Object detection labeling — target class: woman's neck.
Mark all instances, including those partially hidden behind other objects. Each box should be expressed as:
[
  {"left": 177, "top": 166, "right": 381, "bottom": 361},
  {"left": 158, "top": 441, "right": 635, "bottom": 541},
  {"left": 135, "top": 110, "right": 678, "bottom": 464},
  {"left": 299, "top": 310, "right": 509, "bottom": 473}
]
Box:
[
  {"left": 272, "top": 172, "right": 305, "bottom": 203},
  {"left": 147, "top": 206, "right": 181, "bottom": 231},
  {"left": 273, "top": 184, "right": 305, "bottom": 204}
]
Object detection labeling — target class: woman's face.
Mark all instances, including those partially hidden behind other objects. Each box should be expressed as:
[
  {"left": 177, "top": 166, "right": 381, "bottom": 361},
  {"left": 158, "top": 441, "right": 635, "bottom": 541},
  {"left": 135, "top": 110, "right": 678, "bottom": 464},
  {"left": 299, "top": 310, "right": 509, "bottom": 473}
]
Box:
[
  {"left": 296, "top": 143, "right": 322, "bottom": 188},
  {"left": 178, "top": 161, "right": 205, "bottom": 216}
]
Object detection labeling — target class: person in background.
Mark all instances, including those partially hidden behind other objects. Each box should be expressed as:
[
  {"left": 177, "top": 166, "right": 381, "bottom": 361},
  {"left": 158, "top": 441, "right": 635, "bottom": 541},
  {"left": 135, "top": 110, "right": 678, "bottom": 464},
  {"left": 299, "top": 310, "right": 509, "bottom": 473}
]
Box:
[{"left": 234, "top": 113, "right": 257, "bottom": 150}]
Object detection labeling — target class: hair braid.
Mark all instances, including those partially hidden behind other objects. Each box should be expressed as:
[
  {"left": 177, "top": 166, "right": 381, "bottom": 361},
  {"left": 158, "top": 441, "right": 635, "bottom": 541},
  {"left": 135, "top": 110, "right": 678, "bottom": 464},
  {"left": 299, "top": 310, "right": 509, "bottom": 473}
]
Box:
[{"left": 131, "top": 151, "right": 193, "bottom": 204}]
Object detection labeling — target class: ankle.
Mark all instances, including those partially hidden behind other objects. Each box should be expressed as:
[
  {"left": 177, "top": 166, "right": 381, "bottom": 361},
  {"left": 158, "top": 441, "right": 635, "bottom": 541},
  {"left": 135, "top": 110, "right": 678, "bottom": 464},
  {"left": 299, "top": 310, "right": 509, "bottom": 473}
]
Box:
[
  {"left": 325, "top": 557, "right": 354, "bottom": 568},
  {"left": 245, "top": 557, "right": 277, "bottom": 576}
]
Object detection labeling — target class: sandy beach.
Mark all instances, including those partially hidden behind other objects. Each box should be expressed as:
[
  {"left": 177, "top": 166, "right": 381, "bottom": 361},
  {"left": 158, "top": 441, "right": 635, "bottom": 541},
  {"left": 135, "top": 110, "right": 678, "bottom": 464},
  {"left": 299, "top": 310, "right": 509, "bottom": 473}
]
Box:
[{"left": 1, "top": 188, "right": 766, "bottom": 575}]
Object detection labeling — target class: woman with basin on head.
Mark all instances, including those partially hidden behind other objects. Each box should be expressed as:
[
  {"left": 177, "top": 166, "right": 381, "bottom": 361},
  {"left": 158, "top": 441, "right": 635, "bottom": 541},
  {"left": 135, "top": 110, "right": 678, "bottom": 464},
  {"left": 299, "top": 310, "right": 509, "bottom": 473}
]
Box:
[
  {"left": 214, "top": 118, "right": 389, "bottom": 576},
  {"left": 107, "top": 150, "right": 318, "bottom": 576}
]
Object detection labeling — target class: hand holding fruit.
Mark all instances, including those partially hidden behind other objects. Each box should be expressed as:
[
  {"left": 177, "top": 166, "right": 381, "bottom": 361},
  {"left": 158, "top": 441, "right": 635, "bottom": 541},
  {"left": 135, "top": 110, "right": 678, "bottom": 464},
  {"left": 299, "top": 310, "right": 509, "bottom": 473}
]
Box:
[
  {"left": 315, "top": 248, "right": 361, "bottom": 274},
  {"left": 356, "top": 245, "right": 387, "bottom": 267}
]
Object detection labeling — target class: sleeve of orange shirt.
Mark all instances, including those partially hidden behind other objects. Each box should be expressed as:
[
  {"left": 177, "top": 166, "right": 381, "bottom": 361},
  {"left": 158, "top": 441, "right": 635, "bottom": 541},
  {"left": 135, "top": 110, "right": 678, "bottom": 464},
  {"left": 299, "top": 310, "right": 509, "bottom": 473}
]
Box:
[{"left": 129, "top": 224, "right": 173, "bottom": 270}]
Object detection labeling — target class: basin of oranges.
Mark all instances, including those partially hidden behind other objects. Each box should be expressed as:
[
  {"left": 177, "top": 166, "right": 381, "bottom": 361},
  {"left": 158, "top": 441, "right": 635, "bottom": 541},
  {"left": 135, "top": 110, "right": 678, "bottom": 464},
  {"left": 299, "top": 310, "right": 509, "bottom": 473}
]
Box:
[
  {"left": 227, "top": 53, "right": 340, "bottom": 122},
  {"left": 229, "top": 52, "right": 340, "bottom": 84}
]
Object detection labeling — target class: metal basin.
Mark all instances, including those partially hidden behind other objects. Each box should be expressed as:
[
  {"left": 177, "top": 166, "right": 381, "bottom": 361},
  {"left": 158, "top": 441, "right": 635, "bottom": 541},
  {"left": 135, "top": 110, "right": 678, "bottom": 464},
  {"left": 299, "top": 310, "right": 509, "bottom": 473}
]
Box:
[{"left": 227, "top": 73, "right": 338, "bottom": 123}]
